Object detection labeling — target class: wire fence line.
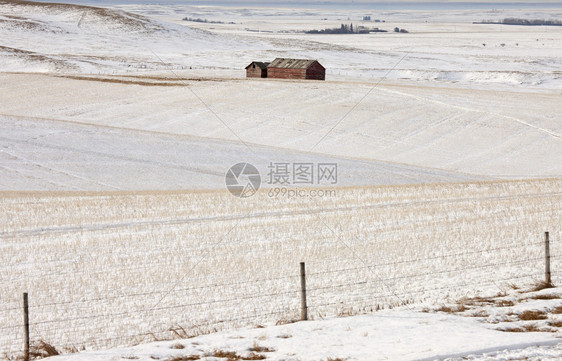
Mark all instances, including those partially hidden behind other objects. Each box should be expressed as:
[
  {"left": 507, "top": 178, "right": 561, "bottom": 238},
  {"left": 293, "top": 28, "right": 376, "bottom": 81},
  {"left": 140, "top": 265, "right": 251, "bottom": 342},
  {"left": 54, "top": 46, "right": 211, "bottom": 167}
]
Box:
[
  {"left": 0, "top": 240, "right": 556, "bottom": 312},
  {"left": 307, "top": 241, "right": 547, "bottom": 276},
  {"left": 3, "top": 242, "right": 543, "bottom": 316},
  {"left": 1, "top": 242, "right": 547, "bottom": 307},
  {"left": 2, "top": 236, "right": 547, "bottom": 285},
  {"left": 0, "top": 234, "right": 558, "bottom": 359}
]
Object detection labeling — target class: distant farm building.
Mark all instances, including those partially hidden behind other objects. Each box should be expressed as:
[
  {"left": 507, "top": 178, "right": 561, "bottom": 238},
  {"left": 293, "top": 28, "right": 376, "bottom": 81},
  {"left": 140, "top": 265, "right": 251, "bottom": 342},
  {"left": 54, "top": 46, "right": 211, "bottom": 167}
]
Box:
[
  {"left": 245, "top": 58, "right": 325, "bottom": 80},
  {"left": 268, "top": 58, "right": 325, "bottom": 80},
  {"left": 245, "top": 61, "right": 269, "bottom": 78}
]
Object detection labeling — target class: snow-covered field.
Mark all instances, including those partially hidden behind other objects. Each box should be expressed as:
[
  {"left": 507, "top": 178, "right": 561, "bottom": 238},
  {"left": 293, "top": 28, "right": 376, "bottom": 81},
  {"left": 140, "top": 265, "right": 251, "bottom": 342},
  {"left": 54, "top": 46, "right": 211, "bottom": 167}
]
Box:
[
  {"left": 0, "top": 114, "right": 480, "bottom": 191},
  {"left": 1, "top": 72, "right": 560, "bottom": 182},
  {"left": 44, "top": 287, "right": 562, "bottom": 361},
  {"left": 1, "top": 180, "right": 560, "bottom": 359},
  {"left": 1, "top": 1, "right": 561, "bottom": 183},
  {"left": 1, "top": 1, "right": 562, "bottom": 360},
  {"left": 45, "top": 286, "right": 562, "bottom": 361}
]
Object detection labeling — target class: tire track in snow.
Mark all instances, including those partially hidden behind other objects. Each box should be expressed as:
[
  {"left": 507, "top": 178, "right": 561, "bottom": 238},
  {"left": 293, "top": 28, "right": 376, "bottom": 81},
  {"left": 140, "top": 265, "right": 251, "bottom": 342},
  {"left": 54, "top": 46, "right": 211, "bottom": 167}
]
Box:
[
  {"left": 2, "top": 190, "right": 560, "bottom": 239},
  {"left": 0, "top": 147, "right": 122, "bottom": 191},
  {"left": 0, "top": 136, "right": 225, "bottom": 179},
  {"left": 377, "top": 86, "right": 562, "bottom": 140}
]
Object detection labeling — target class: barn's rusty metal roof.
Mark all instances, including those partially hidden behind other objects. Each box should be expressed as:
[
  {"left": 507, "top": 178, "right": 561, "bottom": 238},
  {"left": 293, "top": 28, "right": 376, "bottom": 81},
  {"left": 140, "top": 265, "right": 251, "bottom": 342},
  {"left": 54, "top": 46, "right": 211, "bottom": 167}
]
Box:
[
  {"left": 268, "top": 58, "right": 321, "bottom": 69},
  {"left": 245, "top": 61, "right": 269, "bottom": 70}
]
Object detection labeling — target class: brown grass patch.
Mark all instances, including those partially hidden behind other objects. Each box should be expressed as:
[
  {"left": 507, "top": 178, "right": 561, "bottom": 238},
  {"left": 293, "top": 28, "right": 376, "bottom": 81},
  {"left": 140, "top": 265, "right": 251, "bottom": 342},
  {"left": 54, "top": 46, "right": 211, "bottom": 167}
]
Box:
[
  {"left": 211, "top": 350, "right": 239, "bottom": 359},
  {"left": 275, "top": 318, "right": 298, "bottom": 326},
  {"left": 59, "top": 75, "right": 187, "bottom": 87},
  {"left": 530, "top": 281, "right": 555, "bottom": 292},
  {"left": 500, "top": 324, "right": 545, "bottom": 333},
  {"left": 30, "top": 340, "right": 59, "bottom": 358},
  {"left": 508, "top": 283, "right": 520, "bottom": 290},
  {"left": 500, "top": 327, "right": 525, "bottom": 333},
  {"left": 249, "top": 342, "right": 275, "bottom": 353},
  {"left": 519, "top": 310, "right": 548, "bottom": 321},
  {"left": 530, "top": 294, "right": 560, "bottom": 300},
  {"left": 206, "top": 350, "right": 267, "bottom": 361},
  {"left": 459, "top": 296, "right": 494, "bottom": 307},
  {"left": 523, "top": 324, "right": 547, "bottom": 332},
  {"left": 436, "top": 305, "right": 455, "bottom": 313},
  {"left": 168, "top": 356, "right": 200, "bottom": 361},
  {"left": 168, "top": 325, "right": 190, "bottom": 339},
  {"left": 170, "top": 343, "right": 185, "bottom": 349},
  {"left": 548, "top": 320, "right": 562, "bottom": 327},
  {"left": 469, "top": 310, "right": 489, "bottom": 318},
  {"left": 552, "top": 306, "right": 562, "bottom": 314},
  {"left": 436, "top": 304, "right": 467, "bottom": 313},
  {"left": 119, "top": 74, "right": 228, "bottom": 82},
  {"left": 495, "top": 300, "right": 515, "bottom": 307},
  {"left": 242, "top": 353, "right": 266, "bottom": 360}
]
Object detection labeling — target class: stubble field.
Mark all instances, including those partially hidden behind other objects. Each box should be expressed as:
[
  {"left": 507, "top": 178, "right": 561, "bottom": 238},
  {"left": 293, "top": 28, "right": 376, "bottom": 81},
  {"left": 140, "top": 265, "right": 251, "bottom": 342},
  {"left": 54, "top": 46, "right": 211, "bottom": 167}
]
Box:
[
  {"left": 1, "top": 179, "right": 560, "bottom": 354},
  {"left": 1, "top": 1, "right": 562, "bottom": 359}
]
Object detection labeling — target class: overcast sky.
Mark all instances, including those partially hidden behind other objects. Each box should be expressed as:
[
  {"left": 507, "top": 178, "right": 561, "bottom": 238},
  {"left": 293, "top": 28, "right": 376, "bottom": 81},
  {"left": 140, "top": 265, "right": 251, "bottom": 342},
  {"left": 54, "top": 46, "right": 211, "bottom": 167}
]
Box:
[
  {"left": 29, "top": 0, "right": 562, "bottom": 10},
  {"left": 34, "top": 0, "right": 562, "bottom": 3}
]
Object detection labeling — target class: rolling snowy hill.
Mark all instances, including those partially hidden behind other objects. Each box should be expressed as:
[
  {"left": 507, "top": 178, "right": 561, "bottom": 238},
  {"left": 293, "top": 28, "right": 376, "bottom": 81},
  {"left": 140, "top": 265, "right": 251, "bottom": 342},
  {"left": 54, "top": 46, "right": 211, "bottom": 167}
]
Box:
[
  {"left": 1, "top": 1, "right": 560, "bottom": 189},
  {"left": 0, "top": 72, "right": 559, "bottom": 189},
  {"left": 0, "top": 0, "right": 259, "bottom": 72}
]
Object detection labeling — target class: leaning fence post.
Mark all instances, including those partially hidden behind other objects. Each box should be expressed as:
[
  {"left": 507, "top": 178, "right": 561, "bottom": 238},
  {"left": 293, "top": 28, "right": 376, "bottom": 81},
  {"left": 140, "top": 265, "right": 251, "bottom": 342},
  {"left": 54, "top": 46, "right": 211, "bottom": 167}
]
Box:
[
  {"left": 23, "top": 292, "right": 29, "bottom": 361},
  {"left": 300, "top": 262, "right": 308, "bottom": 321},
  {"left": 545, "top": 232, "right": 552, "bottom": 285}
]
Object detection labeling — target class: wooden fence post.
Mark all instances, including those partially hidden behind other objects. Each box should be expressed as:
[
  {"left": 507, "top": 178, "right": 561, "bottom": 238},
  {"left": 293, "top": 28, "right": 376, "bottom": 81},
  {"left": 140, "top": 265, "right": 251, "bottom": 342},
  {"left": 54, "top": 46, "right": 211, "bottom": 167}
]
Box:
[
  {"left": 23, "top": 292, "right": 29, "bottom": 361},
  {"left": 300, "top": 262, "right": 308, "bottom": 321},
  {"left": 545, "top": 232, "right": 551, "bottom": 285}
]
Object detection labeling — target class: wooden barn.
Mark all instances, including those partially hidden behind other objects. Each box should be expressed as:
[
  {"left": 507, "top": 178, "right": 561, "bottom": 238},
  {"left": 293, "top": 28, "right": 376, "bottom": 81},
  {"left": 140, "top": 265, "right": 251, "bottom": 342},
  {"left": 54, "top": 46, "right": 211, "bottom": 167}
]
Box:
[
  {"left": 245, "top": 61, "right": 269, "bottom": 78},
  {"left": 267, "top": 58, "right": 325, "bottom": 80}
]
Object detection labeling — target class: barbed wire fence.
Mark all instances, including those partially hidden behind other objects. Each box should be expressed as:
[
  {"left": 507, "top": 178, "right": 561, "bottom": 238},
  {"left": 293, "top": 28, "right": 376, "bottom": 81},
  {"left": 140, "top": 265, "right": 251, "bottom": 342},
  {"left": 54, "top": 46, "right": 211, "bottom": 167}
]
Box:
[{"left": 0, "top": 232, "right": 558, "bottom": 360}]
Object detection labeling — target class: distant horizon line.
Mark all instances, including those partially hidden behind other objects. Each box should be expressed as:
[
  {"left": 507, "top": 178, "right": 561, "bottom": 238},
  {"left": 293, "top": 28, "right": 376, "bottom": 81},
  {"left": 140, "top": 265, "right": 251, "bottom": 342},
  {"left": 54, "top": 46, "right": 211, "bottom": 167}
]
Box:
[{"left": 28, "top": 0, "right": 562, "bottom": 10}]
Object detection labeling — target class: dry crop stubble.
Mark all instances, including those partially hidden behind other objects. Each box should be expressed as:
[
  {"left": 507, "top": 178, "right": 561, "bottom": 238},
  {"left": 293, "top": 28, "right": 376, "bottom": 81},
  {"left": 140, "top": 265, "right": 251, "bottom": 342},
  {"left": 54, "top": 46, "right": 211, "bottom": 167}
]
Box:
[{"left": 0, "top": 179, "right": 560, "bottom": 352}]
